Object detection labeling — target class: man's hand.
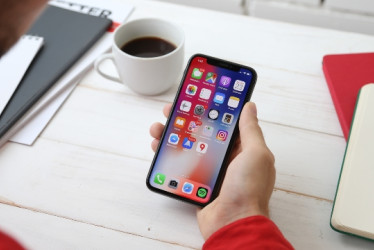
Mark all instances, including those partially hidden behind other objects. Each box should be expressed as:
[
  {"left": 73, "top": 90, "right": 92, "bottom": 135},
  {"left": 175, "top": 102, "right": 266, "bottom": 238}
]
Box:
[{"left": 150, "top": 102, "right": 275, "bottom": 240}]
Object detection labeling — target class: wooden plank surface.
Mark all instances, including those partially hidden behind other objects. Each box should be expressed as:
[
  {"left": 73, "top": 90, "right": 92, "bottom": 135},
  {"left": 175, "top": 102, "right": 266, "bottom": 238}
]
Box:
[
  {"left": 1, "top": 0, "right": 374, "bottom": 249},
  {"left": 0, "top": 203, "right": 192, "bottom": 250}
]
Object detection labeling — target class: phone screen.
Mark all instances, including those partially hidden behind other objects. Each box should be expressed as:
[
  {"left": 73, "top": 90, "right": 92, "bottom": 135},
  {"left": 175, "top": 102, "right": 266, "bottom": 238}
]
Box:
[{"left": 147, "top": 54, "right": 256, "bottom": 205}]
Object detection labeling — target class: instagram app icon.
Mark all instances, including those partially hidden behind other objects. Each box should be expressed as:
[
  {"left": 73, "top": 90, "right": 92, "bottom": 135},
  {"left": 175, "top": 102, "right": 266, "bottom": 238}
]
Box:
[{"left": 216, "top": 130, "right": 228, "bottom": 141}]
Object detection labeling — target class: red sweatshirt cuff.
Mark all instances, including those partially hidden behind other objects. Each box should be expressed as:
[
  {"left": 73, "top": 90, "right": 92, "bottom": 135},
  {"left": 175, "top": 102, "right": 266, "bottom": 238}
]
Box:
[
  {"left": 203, "top": 215, "right": 294, "bottom": 250},
  {"left": 0, "top": 230, "right": 25, "bottom": 250}
]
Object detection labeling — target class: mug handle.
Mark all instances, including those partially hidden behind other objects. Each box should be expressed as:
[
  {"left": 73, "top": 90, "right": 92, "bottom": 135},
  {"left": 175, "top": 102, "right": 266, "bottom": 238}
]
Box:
[{"left": 94, "top": 53, "right": 122, "bottom": 83}]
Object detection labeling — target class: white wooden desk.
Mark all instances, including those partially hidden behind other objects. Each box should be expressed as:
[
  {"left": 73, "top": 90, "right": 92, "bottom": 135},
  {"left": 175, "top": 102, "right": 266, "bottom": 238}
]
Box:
[{"left": 1, "top": 1, "right": 374, "bottom": 249}]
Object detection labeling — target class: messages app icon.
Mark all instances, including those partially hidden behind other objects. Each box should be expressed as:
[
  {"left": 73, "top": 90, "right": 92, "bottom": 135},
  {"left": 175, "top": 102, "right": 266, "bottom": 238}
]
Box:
[{"left": 192, "top": 68, "right": 204, "bottom": 79}]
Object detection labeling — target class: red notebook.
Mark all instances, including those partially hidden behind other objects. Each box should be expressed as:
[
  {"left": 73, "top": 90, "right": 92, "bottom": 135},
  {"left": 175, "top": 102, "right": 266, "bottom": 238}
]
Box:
[{"left": 322, "top": 52, "right": 374, "bottom": 140}]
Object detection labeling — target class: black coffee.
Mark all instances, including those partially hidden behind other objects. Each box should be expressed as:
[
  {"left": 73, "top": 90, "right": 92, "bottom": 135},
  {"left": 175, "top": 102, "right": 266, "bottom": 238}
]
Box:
[{"left": 121, "top": 37, "right": 176, "bottom": 58}]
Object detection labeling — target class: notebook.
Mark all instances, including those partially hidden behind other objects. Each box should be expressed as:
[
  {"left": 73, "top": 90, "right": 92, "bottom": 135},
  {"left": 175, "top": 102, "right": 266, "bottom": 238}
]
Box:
[
  {"left": 0, "top": 35, "right": 43, "bottom": 115},
  {"left": 322, "top": 52, "right": 374, "bottom": 140},
  {"left": 1, "top": 0, "right": 133, "bottom": 147},
  {"left": 331, "top": 83, "right": 374, "bottom": 240},
  {"left": 0, "top": 5, "right": 112, "bottom": 139}
]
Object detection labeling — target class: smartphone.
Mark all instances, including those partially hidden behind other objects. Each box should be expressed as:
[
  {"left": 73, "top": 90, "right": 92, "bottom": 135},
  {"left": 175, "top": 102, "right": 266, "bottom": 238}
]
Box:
[{"left": 146, "top": 54, "right": 257, "bottom": 206}]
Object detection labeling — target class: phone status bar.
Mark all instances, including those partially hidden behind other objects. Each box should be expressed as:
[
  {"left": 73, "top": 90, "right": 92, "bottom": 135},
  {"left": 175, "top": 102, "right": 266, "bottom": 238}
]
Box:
[{"left": 239, "top": 71, "right": 252, "bottom": 76}]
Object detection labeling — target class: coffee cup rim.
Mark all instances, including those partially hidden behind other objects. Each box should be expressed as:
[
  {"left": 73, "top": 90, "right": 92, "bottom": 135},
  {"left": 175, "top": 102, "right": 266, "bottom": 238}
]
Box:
[{"left": 113, "top": 18, "right": 185, "bottom": 60}]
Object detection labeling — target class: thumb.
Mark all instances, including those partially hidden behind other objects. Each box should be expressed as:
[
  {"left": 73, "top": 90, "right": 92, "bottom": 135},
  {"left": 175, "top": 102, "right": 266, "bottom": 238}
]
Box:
[{"left": 238, "top": 102, "right": 266, "bottom": 149}]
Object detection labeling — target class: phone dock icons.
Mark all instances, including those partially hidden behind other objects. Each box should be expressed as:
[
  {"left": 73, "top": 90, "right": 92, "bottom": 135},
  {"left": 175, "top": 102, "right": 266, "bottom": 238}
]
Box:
[
  {"left": 182, "top": 182, "right": 194, "bottom": 194},
  {"left": 197, "top": 187, "right": 208, "bottom": 198},
  {"left": 168, "top": 179, "right": 179, "bottom": 189},
  {"left": 154, "top": 173, "right": 166, "bottom": 185}
]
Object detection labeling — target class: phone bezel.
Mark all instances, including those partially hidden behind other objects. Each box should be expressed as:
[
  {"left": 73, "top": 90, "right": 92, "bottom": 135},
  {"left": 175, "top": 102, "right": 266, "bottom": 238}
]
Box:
[{"left": 146, "top": 53, "right": 257, "bottom": 206}]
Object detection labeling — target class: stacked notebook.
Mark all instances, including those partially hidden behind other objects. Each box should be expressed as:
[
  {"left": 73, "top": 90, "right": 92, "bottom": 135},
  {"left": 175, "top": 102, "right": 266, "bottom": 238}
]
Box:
[
  {"left": 0, "top": 1, "right": 134, "bottom": 147},
  {"left": 323, "top": 53, "right": 374, "bottom": 240},
  {"left": 0, "top": 4, "right": 111, "bottom": 146}
]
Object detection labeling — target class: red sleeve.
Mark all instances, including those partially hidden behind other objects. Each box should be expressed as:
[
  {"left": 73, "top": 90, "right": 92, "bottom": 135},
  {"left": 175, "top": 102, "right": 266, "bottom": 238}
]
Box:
[
  {"left": 0, "top": 230, "right": 25, "bottom": 250},
  {"left": 203, "top": 215, "right": 294, "bottom": 250}
]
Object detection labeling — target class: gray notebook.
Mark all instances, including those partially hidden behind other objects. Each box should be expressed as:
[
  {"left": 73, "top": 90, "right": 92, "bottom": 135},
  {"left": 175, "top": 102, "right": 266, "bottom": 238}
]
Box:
[{"left": 0, "top": 5, "right": 112, "bottom": 139}]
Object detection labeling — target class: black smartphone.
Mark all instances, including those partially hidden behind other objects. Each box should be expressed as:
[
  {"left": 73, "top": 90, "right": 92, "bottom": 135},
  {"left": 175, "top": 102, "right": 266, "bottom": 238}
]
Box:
[{"left": 147, "top": 54, "right": 257, "bottom": 206}]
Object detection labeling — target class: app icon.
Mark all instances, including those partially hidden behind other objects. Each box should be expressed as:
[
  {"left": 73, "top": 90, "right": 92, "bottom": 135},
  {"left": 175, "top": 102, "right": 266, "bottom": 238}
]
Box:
[
  {"left": 216, "top": 130, "right": 228, "bottom": 141},
  {"left": 197, "top": 187, "right": 208, "bottom": 198},
  {"left": 186, "top": 84, "right": 198, "bottom": 95},
  {"left": 205, "top": 72, "right": 217, "bottom": 84},
  {"left": 182, "top": 182, "right": 194, "bottom": 194},
  {"left": 154, "top": 173, "right": 165, "bottom": 185},
  {"left": 233, "top": 80, "right": 245, "bottom": 91},
  {"left": 182, "top": 137, "right": 194, "bottom": 149},
  {"left": 180, "top": 100, "right": 192, "bottom": 112},
  {"left": 168, "top": 133, "right": 180, "bottom": 144},
  {"left": 203, "top": 125, "right": 214, "bottom": 137},
  {"left": 219, "top": 76, "right": 231, "bottom": 88},
  {"left": 222, "top": 113, "right": 234, "bottom": 125},
  {"left": 228, "top": 96, "right": 240, "bottom": 108},
  {"left": 174, "top": 116, "right": 186, "bottom": 129},
  {"left": 188, "top": 121, "right": 200, "bottom": 132},
  {"left": 199, "top": 88, "right": 211, "bottom": 100},
  {"left": 194, "top": 104, "right": 205, "bottom": 116},
  {"left": 208, "top": 109, "right": 219, "bottom": 120},
  {"left": 196, "top": 142, "right": 208, "bottom": 153},
  {"left": 168, "top": 179, "right": 179, "bottom": 189},
  {"left": 192, "top": 68, "right": 204, "bottom": 79},
  {"left": 213, "top": 92, "right": 225, "bottom": 104}
]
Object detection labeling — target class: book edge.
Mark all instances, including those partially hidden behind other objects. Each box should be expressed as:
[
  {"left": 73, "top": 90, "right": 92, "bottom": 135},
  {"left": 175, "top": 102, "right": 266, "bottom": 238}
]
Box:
[{"left": 330, "top": 83, "right": 374, "bottom": 242}]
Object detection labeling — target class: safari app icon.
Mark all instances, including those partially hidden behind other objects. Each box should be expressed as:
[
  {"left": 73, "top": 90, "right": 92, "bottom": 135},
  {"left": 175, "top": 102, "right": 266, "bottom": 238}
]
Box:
[{"left": 182, "top": 182, "right": 194, "bottom": 194}]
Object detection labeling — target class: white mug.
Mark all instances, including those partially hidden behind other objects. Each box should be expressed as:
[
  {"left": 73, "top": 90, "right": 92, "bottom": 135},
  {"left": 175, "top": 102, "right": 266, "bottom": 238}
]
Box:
[{"left": 94, "top": 18, "right": 185, "bottom": 96}]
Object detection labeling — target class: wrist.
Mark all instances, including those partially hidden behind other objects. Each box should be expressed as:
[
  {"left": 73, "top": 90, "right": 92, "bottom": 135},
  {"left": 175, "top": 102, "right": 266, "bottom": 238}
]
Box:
[{"left": 197, "top": 199, "right": 269, "bottom": 240}]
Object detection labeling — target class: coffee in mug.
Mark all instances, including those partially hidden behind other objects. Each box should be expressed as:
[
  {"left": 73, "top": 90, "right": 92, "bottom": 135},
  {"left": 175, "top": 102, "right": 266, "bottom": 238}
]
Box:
[{"left": 121, "top": 37, "right": 177, "bottom": 58}]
